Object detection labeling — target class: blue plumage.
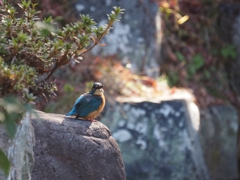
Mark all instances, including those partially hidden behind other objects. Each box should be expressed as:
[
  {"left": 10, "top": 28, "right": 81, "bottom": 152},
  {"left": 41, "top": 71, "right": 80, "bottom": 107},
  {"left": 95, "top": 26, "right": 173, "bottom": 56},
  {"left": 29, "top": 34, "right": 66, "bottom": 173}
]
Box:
[
  {"left": 66, "top": 93, "right": 102, "bottom": 117},
  {"left": 66, "top": 82, "right": 105, "bottom": 121}
]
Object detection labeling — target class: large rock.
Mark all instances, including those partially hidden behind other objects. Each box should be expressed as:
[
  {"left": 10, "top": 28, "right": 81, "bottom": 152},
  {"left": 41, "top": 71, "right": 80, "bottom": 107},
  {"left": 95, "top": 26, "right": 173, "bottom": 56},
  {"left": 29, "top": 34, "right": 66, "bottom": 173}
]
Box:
[
  {"left": 100, "top": 99, "right": 209, "bottom": 180},
  {"left": 73, "top": 0, "right": 161, "bottom": 77},
  {"left": 0, "top": 112, "right": 35, "bottom": 180},
  {"left": 100, "top": 98, "right": 240, "bottom": 180},
  {"left": 229, "top": 5, "right": 240, "bottom": 95},
  {"left": 31, "top": 111, "right": 126, "bottom": 180},
  {"left": 199, "top": 105, "right": 239, "bottom": 180},
  {"left": 218, "top": 4, "right": 240, "bottom": 95},
  {"left": 0, "top": 125, "right": 11, "bottom": 180}
]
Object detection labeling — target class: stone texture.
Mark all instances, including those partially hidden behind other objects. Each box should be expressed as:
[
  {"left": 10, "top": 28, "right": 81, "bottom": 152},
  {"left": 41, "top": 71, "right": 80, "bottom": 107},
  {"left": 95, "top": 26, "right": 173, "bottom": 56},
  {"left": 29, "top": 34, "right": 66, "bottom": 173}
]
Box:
[
  {"left": 199, "top": 105, "right": 239, "bottom": 180},
  {"left": 1, "top": 101, "right": 238, "bottom": 180},
  {"left": 230, "top": 5, "right": 240, "bottom": 95},
  {"left": 0, "top": 125, "right": 10, "bottom": 180},
  {"left": 0, "top": 125, "right": 10, "bottom": 153},
  {"left": 218, "top": 4, "right": 240, "bottom": 94},
  {"left": 100, "top": 100, "right": 209, "bottom": 180},
  {"left": 0, "top": 113, "right": 34, "bottom": 180},
  {"left": 73, "top": 0, "right": 161, "bottom": 77},
  {"left": 31, "top": 111, "right": 126, "bottom": 180},
  {"left": 100, "top": 99, "right": 240, "bottom": 180}
]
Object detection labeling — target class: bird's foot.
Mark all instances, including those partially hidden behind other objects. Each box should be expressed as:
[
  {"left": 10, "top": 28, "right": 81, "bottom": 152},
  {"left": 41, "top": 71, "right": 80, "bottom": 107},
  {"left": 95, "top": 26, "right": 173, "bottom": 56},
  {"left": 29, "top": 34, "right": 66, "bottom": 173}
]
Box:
[{"left": 88, "top": 118, "right": 96, "bottom": 122}]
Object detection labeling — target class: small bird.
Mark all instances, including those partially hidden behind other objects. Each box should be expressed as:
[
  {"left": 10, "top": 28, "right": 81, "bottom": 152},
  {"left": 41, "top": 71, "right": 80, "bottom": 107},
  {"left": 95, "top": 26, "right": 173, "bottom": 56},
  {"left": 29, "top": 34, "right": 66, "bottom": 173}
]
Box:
[{"left": 66, "top": 82, "right": 105, "bottom": 122}]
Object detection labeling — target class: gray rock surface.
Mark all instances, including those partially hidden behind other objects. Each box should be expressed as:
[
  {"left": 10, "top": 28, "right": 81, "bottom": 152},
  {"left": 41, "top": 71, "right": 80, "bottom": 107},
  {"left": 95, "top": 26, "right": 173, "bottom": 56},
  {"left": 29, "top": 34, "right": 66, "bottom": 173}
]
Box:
[
  {"left": 100, "top": 99, "right": 209, "bottom": 180},
  {"left": 0, "top": 125, "right": 10, "bottom": 154},
  {"left": 1, "top": 101, "right": 238, "bottom": 180},
  {"left": 73, "top": 0, "right": 161, "bottom": 77},
  {"left": 199, "top": 105, "right": 239, "bottom": 180},
  {"left": 100, "top": 99, "right": 239, "bottom": 180},
  {"left": 218, "top": 4, "right": 240, "bottom": 95},
  {"left": 31, "top": 111, "right": 126, "bottom": 180},
  {"left": 0, "top": 113, "right": 34, "bottom": 180},
  {"left": 0, "top": 125, "right": 10, "bottom": 180},
  {"left": 231, "top": 6, "right": 240, "bottom": 94}
]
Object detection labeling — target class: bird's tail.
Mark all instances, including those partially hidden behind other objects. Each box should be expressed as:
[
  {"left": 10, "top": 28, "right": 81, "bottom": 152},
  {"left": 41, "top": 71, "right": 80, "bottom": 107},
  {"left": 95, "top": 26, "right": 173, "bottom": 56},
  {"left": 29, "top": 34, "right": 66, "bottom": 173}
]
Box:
[
  {"left": 66, "top": 110, "right": 76, "bottom": 116},
  {"left": 66, "top": 112, "right": 71, "bottom": 116}
]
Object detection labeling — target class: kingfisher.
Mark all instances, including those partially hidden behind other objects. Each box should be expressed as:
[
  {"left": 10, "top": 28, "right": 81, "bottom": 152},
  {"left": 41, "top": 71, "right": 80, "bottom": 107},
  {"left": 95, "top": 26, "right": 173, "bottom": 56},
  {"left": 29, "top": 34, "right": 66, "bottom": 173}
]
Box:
[{"left": 66, "top": 82, "right": 105, "bottom": 122}]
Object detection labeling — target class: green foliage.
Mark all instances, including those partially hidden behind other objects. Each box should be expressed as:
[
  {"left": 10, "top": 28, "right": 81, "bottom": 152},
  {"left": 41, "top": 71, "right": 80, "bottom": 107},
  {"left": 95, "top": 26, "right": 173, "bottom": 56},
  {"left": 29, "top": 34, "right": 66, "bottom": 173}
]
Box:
[
  {"left": 176, "top": 52, "right": 185, "bottom": 62},
  {"left": 0, "top": 149, "right": 10, "bottom": 176},
  {"left": 63, "top": 83, "right": 74, "bottom": 93},
  {"left": 0, "top": 95, "right": 31, "bottom": 175},
  {"left": 188, "top": 54, "right": 204, "bottom": 75},
  {"left": 160, "top": 0, "right": 239, "bottom": 105},
  {"left": 0, "top": 0, "right": 124, "bottom": 102},
  {"left": 220, "top": 44, "right": 237, "bottom": 59},
  {"left": 0, "top": 57, "right": 37, "bottom": 102},
  {"left": 0, "top": 0, "right": 124, "bottom": 176},
  {"left": 0, "top": 96, "right": 31, "bottom": 138},
  {"left": 167, "top": 52, "right": 204, "bottom": 86},
  {"left": 86, "top": 81, "right": 95, "bottom": 91},
  {"left": 167, "top": 71, "right": 179, "bottom": 87}
]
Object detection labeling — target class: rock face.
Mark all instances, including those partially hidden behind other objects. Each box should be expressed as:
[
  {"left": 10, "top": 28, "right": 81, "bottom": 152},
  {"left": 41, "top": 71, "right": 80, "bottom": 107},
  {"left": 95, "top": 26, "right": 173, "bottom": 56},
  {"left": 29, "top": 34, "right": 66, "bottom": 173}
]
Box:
[
  {"left": 0, "top": 125, "right": 11, "bottom": 180},
  {"left": 230, "top": 5, "right": 240, "bottom": 94},
  {"left": 73, "top": 0, "right": 161, "bottom": 77},
  {"left": 100, "top": 100, "right": 209, "bottom": 180},
  {"left": 0, "top": 113, "right": 35, "bottom": 180},
  {"left": 100, "top": 99, "right": 239, "bottom": 180},
  {"left": 1, "top": 101, "right": 238, "bottom": 180},
  {"left": 31, "top": 111, "right": 126, "bottom": 180},
  {"left": 199, "top": 105, "right": 239, "bottom": 180}
]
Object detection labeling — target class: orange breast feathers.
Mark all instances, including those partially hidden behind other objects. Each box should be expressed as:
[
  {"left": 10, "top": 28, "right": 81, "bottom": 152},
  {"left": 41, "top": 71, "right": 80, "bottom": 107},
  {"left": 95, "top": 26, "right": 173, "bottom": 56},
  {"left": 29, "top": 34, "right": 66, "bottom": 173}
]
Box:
[{"left": 84, "top": 93, "right": 105, "bottom": 119}]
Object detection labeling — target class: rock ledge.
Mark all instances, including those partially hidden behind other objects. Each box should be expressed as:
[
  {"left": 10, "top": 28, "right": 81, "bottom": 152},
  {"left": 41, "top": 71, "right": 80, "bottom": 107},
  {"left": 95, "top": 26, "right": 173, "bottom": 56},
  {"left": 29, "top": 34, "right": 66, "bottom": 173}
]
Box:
[{"left": 31, "top": 110, "right": 126, "bottom": 180}]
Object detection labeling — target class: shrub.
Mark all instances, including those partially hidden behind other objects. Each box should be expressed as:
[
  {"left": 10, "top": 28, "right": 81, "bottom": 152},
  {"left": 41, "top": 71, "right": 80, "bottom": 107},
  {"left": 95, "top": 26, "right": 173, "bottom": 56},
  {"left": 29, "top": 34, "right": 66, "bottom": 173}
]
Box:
[
  {"left": 0, "top": 0, "right": 124, "bottom": 176},
  {"left": 0, "top": 0, "right": 124, "bottom": 102}
]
